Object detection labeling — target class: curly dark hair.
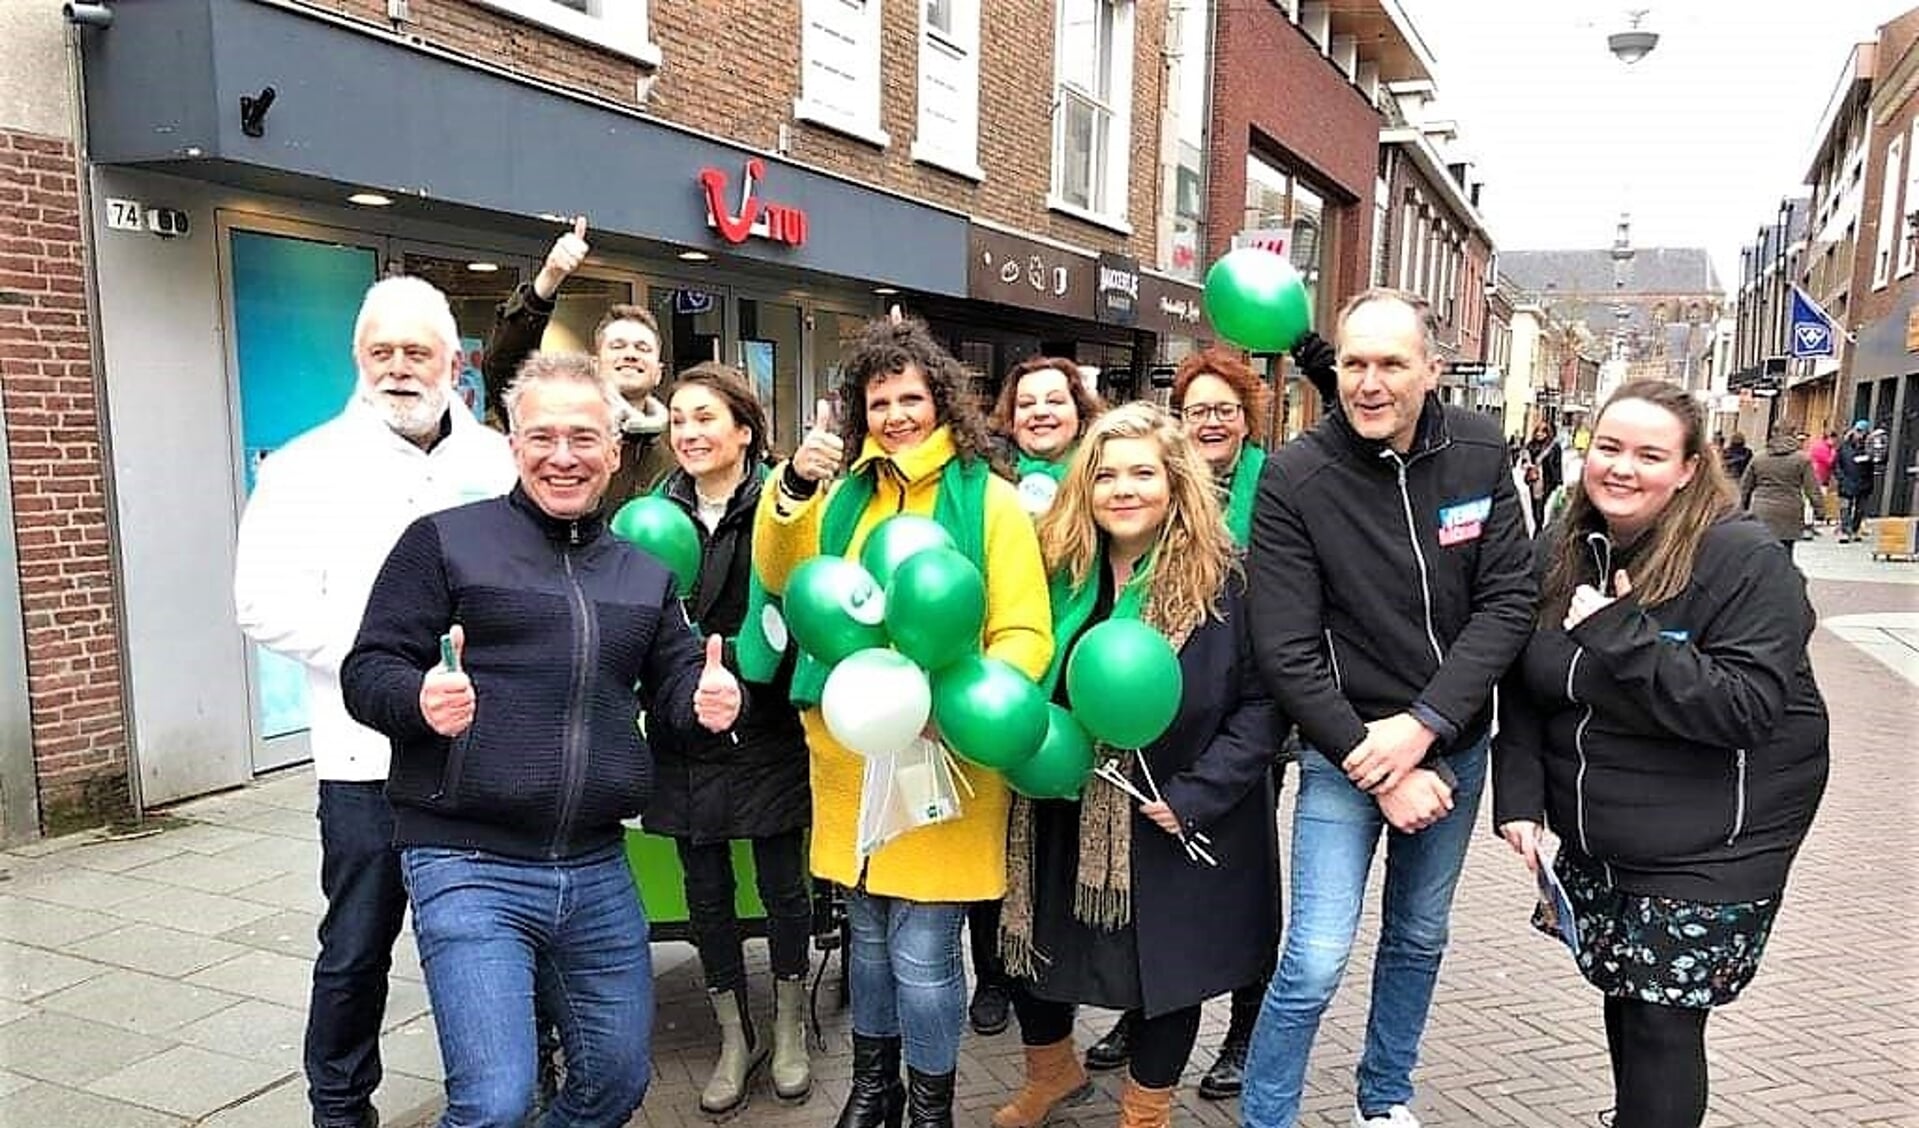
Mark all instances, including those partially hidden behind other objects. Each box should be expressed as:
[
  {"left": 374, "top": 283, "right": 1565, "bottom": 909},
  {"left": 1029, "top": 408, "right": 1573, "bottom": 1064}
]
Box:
[
  {"left": 988, "top": 355, "right": 1108, "bottom": 444},
  {"left": 835, "top": 315, "right": 1006, "bottom": 475}
]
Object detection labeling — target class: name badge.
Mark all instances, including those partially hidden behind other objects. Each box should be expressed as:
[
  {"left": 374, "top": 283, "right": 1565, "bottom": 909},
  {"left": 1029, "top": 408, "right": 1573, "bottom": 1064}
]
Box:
[
  {"left": 1437, "top": 495, "right": 1492, "bottom": 547},
  {"left": 1017, "top": 472, "right": 1060, "bottom": 515}
]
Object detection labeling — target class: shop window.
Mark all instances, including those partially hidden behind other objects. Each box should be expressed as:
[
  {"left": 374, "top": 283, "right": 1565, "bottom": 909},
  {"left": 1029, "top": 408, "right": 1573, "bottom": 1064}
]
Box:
[
  {"left": 538, "top": 275, "right": 637, "bottom": 358},
  {"left": 401, "top": 252, "right": 525, "bottom": 424},
  {"left": 1050, "top": 0, "right": 1135, "bottom": 231},
  {"left": 470, "top": 0, "right": 659, "bottom": 66},
  {"left": 797, "top": 0, "right": 889, "bottom": 148},
  {"left": 912, "top": 0, "right": 983, "bottom": 179},
  {"left": 647, "top": 283, "right": 726, "bottom": 384},
  {"left": 1242, "top": 152, "right": 1336, "bottom": 330}
]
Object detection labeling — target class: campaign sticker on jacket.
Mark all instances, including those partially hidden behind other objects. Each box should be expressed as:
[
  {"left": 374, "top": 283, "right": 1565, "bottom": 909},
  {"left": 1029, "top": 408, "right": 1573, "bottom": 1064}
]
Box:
[
  {"left": 1436, "top": 495, "right": 1492, "bottom": 547},
  {"left": 1658, "top": 629, "right": 1691, "bottom": 643}
]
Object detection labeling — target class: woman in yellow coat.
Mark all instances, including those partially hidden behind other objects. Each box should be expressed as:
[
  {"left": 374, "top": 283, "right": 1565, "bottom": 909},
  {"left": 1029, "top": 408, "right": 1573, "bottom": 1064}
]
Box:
[{"left": 755, "top": 315, "right": 1052, "bottom": 1128}]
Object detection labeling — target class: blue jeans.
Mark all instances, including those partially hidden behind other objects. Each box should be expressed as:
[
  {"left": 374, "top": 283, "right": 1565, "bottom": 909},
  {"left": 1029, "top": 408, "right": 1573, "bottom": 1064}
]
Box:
[
  {"left": 308, "top": 781, "right": 408, "bottom": 1127},
  {"left": 401, "top": 844, "right": 653, "bottom": 1128},
  {"left": 845, "top": 890, "right": 967, "bottom": 1074},
  {"left": 1242, "top": 737, "right": 1488, "bottom": 1127}
]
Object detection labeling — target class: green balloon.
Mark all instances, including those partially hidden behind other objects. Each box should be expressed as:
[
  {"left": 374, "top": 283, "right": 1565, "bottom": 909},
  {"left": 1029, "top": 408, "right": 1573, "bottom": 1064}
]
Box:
[
  {"left": 884, "top": 548, "right": 986, "bottom": 671},
  {"left": 1203, "top": 247, "right": 1312, "bottom": 354},
  {"left": 783, "top": 556, "right": 888, "bottom": 664},
  {"left": 859, "top": 514, "right": 958, "bottom": 589},
  {"left": 1065, "top": 620, "right": 1182, "bottom": 749},
  {"left": 610, "top": 496, "right": 701, "bottom": 597},
  {"left": 931, "top": 655, "right": 1048, "bottom": 771},
  {"left": 1005, "top": 705, "right": 1096, "bottom": 799}
]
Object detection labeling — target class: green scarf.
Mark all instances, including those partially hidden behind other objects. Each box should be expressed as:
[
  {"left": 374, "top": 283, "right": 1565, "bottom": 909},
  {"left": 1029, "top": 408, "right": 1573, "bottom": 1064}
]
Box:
[
  {"left": 786, "top": 455, "right": 991, "bottom": 707},
  {"left": 1040, "top": 547, "right": 1153, "bottom": 695},
  {"left": 1222, "top": 444, "right": 1266, "bottom": 547},
  {"left": 1016, "top": 452, "right": 1070, "bottom": 482}
]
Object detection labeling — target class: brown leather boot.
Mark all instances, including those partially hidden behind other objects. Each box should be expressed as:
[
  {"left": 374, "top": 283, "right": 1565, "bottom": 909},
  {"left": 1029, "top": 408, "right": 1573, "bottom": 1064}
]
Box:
[
  {"left": 991, "top": 1037, "right": 1094, "bottom": 1128},
  {"left": 1116, "top": 1078, "right": 1175, "bottom": 1128}
]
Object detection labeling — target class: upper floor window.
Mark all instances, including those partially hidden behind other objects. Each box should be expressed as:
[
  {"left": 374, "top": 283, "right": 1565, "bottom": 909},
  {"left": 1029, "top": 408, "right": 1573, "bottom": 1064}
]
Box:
[
  {"left": 912, "top": 0, "right": 982, "bottom": 178},
  {"left": 471, "top": 0, "right": 659, "bottom": 66},
  {"left": 1050, "top": 0, "right": 1135, "bottom": 231},
  {"left": 1901, "top": 119, "right": 1919, "bottom": 277},
  {"left": 797, "top": 0, "right": 889, "bottom": 148},
  {"left": 1872, "top": 133, "right": 1903, "bottom": 289}
]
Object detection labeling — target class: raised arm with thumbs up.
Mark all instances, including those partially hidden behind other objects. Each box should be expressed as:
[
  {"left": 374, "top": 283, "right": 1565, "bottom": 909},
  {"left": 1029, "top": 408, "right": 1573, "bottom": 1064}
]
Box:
[
  {"left": 790, "top": 397, "right": 845, "bottom": 484},
  {"left": 534, "top": 216, "right": 590, "bottom": 301},
  {"left": 692, "top": 633, "right": 743, "bottom": 732},
  {"left": 419, "top": 623, "right": 475, "bottom": 737}
]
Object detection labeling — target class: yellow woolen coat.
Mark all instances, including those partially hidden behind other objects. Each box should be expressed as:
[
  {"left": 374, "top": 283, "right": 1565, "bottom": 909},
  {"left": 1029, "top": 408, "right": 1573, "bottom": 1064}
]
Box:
[{"left": 753, "top": 428, "right": 1053, "bottom": 902}]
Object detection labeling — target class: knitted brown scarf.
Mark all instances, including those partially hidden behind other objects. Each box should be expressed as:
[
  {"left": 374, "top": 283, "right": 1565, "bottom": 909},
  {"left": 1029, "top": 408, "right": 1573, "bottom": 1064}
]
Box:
[{"left": 999, "top": 577, "right": 1199, "bottom": 982}]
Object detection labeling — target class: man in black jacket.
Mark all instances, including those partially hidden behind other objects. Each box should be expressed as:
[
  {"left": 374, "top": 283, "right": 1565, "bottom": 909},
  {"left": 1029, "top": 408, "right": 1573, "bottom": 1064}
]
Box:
[
  {"left": 482, "top": 218, "right": 675, "bottom": 500},
  {"left": 1239, "top": 289, "right": 1537, "bottom": 1128},
  {"left": 342, "top": 353, "right": 742, "bottom": 1127}
]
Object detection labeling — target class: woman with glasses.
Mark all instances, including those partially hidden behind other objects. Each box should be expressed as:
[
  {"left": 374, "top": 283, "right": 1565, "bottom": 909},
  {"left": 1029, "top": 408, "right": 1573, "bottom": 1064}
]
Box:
[
  {"left": 643, "top": 362, "right": 815, "bottom": 1115},
  {"left": 992, "top": 403, "right": 1278, "bottom": 1128},
  {"left": 990, "top": 356, "right": 1109, "bottom": 518}
]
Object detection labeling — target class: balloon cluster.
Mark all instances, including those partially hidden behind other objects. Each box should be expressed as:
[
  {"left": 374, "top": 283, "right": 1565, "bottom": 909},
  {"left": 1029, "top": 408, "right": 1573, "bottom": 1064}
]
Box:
[
  {"left": 1005, "top": 619, "right": 1184, "bottom": 800},
  {"left": 1202, "top": 247, "right": 1312, "bottom": 354}
]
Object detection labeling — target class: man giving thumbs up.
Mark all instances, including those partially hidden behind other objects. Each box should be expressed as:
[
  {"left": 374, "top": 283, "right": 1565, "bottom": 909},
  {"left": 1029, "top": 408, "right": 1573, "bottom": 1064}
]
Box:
[{"left": 340, "top": 352, "right": 734, "bottom": 1127}]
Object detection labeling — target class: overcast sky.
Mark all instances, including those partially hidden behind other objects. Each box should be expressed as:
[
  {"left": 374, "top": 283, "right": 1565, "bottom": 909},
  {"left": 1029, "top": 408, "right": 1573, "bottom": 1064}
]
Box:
[{"left": 1397, "top": 0, "right": 1914, "bottom": 292}]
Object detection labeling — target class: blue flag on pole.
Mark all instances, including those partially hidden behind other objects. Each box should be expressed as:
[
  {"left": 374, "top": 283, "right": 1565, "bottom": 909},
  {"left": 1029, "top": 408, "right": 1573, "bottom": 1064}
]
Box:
[{"left": 1788, "top": 286, "right": 1838, "bottom": 358}]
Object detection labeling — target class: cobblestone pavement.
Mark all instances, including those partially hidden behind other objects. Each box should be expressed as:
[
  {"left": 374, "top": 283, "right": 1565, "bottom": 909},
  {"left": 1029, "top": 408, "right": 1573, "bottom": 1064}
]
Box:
[{"left": 1, "top": 537, "right": 1913, "bottom": 1127}]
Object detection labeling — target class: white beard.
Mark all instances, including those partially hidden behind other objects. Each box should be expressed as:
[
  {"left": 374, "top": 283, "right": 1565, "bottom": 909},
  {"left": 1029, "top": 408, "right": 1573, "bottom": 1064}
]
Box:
[{"left": 361, "top": 381, "right": 450, "bottom": 441}]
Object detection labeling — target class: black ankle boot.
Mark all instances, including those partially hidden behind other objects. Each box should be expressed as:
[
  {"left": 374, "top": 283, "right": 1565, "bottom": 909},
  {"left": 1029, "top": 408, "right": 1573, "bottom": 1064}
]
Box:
[
  {"left": 905, "top": 1066, "right": 955, "bottom": 1128},
  {"left": 1084, "top": 1010, "right": 1136, "bottom": 1071},
  {"left": 835, "top": 1033, "right": 905, "bottom": 1128}
]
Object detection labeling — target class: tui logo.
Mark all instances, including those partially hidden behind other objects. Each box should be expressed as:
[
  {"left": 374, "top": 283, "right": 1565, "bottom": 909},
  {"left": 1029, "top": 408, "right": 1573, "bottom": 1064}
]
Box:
[{"left": 698, "top": 159, "right": 808, "bottom": 247}]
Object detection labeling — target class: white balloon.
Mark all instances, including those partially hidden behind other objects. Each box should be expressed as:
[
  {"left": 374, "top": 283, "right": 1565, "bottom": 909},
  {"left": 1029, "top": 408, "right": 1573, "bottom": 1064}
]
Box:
[{"left": 821, "top": 648, "right": 932, "bottom": 757}]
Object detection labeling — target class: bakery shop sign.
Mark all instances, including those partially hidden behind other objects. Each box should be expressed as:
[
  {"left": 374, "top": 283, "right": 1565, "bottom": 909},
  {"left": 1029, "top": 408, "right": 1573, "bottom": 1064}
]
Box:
[{"left": 966, "top": 226, "right": 1095, "bottom": 319}]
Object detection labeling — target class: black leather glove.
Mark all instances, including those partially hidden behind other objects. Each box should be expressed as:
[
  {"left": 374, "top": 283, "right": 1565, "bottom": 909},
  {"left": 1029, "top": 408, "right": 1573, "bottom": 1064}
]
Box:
[{"left": 1289, "top": 331, "right": 1339, "bottom": 401}]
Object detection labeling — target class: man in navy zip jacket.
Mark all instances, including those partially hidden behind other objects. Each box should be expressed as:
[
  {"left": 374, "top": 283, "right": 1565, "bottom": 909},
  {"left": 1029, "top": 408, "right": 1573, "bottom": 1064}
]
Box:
[
  {"left": 1240, "top": 289, "right": 1537, "bottom": 1128},
  {"left": 342, "top": 353, "right": 742, "bottom": 1128}
]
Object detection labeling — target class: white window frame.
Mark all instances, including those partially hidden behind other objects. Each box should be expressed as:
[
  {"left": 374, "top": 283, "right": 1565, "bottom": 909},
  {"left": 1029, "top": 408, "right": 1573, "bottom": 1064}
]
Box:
[
  {"left": 911, "top": 0, "right": 984, "bottom": 180},
  {"left": 1048, "top": 0, "right": 1136, "bottom": 233},
  {"left": 796, "top": 0, "right": 890, "bottom": 149},
  {"left": 1901, "top": 119, "right": 1919, "bottom": 277},
  {"left": 470, "top": 0, "right": 660, "bottom": 67},
  {"left": 1873, "top": 133, "right": 1903, "bottom": 289}
]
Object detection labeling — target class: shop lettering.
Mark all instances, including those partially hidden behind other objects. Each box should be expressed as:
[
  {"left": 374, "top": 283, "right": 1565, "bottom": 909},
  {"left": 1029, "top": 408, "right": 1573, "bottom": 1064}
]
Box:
[
  {"left": 699, "top": 158, "right": 808, "bottom": 247},
  {"left": 1158, "top": 295, "right": 1201, "bottom": 325},
  {"left": 1098, "top": 264, "right": 1139, "bottom": 299}
]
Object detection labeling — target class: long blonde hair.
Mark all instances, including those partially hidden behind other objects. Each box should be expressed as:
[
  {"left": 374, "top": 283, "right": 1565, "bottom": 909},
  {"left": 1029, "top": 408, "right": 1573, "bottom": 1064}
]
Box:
[
  {"left": 1541, "top": 379, "right": 1735, "bottom": 618},
  {"left": 1037, "top": 402, "right": 1235, "bottom": 627}
]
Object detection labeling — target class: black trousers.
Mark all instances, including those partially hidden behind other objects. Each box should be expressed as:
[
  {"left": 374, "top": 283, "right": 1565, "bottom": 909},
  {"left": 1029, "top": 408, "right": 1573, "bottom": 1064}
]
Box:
[
  {"left": 675, "top": 829, "right": 812, "bottom": 991},
  {"left": 1605, "top": 996, "right": 1710, "bottom": 1128},
  {"left": 968, "top": 899, "right": 1006, "bottom": 986},
  {"left": 1013, "top": 989, "right": 1201, "bottom": 1089}
]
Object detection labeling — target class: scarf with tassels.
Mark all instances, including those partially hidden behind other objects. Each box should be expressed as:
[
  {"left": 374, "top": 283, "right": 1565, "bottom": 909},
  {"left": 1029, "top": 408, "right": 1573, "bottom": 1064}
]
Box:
[{"left": 999, "top": 546, "right": 1199, "bottom": 981}]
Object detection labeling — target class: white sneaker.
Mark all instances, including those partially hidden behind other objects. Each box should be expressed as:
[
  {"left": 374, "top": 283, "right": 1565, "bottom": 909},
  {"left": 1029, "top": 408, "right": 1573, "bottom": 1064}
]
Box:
[{"left": 1352, "top": 1105, "right": 1421, "bottom": 1128}]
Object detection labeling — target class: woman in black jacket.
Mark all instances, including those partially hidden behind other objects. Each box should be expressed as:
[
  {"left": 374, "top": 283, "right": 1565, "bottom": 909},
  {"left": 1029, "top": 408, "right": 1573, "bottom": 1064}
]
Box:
[
  {"left": 992, "top": 403, "right": 1279, "bottom": 1128},
  {"left": 1493, "top": 380, "right": 1828, "bottom": 1128},
  {"left": 646, "top": 362, "right": 813, "bottom": 1115}
]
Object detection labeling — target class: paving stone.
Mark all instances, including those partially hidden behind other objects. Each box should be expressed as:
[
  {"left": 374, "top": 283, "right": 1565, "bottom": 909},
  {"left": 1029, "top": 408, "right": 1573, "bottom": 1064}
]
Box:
[
  {"left": 36, "top": 968, "right": 244, "bottom": 1035},
  {"left": 0, "top": 1080, "right": 188, "bottom": 1126},
  {"left": 7, "top": 867, "right": 160, "bottom": 910},
  {"left": 0, "top": 895, "right": 123, "bottom": 948},
  {"left": 186, "top": 948, "right": 318, "bottom": 1010},
  {"left": 0, "top": 941, "right": 111, "bottom": 1002},
  {"left": 231, "top": 870, "right": 326, "bottom": 914},
  {"left": 0, "top": 1009, "right": 170, "bottom": 1085},
  {"left": 216, "top": 908, "right": 320, "bottom": 959},
  {"left": 68, "top": 921, "right": 249, "bottom": 978},
  {"left": 86, "top": 1043, "right": 292, "bottom": 1120},
  {"left": 108, "top": 885, "right": 280, "bottom": 936},
  {"left": 380, "top": 1014, "right": 445, "bottom": 1082},
  {"left": 156, "top": 824, "right": 272, "bottom": 856},
  {"left": 63, "top": 834, "right": 190, "bottom": 875},
  {"left": 121, "top": 850, "right": 288, "bottom": 896},
  {"left": 174, "top": 997, "right": 306, "bottom": 1068}
]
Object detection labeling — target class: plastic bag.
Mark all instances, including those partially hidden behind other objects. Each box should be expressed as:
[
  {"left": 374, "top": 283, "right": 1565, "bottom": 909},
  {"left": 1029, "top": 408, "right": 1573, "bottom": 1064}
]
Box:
[{"left": 856, "top": 736, "right": 966, "bottom": 859}]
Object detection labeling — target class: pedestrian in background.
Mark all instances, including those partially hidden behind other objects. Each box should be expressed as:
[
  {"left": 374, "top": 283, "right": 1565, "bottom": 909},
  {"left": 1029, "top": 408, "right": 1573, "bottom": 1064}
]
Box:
[
  {"left": 1807, "top": 430, "right": 1837, "bottom": 524},
  {"left": 1835, "top": 419, "right": 1874, "bottom": 541},
  {"left": 1719, "top": 432, "right": 1753, "bottom": 482},
  {"left": 646, "top": 362, "right": 815, "bottom": 1114},
  {"left": 1495, "top": 379, "right": 1828, "bottom": 1128},
  {"left": 1520, "top": 421, "right": 1564, "bottom": 532},
  {"left": 1741, "top": 433, "right": 1822, "bottom": 558},
  {"left": 233, "top": 276, "right": 514, "bottom": 1128}
]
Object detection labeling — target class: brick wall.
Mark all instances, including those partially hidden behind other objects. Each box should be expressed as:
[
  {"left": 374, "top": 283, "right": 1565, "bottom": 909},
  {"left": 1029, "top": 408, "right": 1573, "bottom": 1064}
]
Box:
[
  {"left": 0, "top": 127, "right": 130, "bottom": 832},
  {"left": 1206, "top": 3, "right": 1381, "bottom": 324},
  {"left": 1848, "top": 9, "right": 1919, "bottom": 330},
  {"left": 302, "top": 0, "right": 1162, "bottom": 260}
]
